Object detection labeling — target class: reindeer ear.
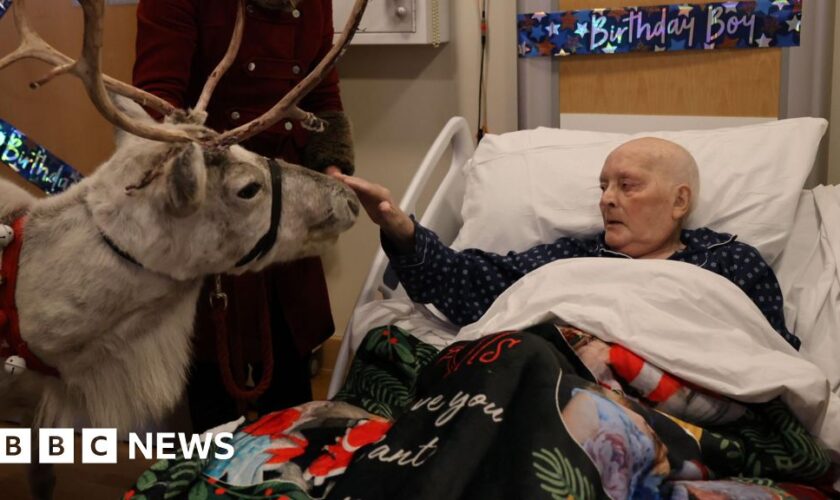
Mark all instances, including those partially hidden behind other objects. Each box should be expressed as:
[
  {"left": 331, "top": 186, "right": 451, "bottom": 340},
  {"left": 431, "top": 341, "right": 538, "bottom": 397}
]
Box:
[{"left": 164, "top": 144, "right": 207, "bottom": 217}]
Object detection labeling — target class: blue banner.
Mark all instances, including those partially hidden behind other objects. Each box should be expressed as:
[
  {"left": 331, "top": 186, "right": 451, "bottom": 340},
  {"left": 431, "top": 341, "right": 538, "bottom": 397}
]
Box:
[
  {"left": 518, "top": 0, "right": 801, "bottom": 57},
  {"left": 0, "top": 119, "right": 83, "bottom": 195},
  {"left": 0, "top": 0, "right": 11, "bottom": 21}
]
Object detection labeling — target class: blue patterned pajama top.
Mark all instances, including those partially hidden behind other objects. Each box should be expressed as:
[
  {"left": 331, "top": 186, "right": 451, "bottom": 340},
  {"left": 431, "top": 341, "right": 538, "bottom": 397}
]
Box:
[{"left": 382, "top": 223, "right": 800, "bottom": 350}]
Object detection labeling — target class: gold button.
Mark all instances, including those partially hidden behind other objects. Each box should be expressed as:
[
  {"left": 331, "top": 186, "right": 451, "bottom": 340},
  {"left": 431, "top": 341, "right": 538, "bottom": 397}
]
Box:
[
  {"left": 292, "top": 9, "right": 300, "bottom": 18},
  {"left": 247, "top": 62, "right": 256, "bottom": 72},
  {"left": 292, "top": 65, "right": 301, "bottom": 75},
  {"left": 284, "top": 121, "right": 293, "bottom": 131},
  {"left": 231, "top": 111, "right": 241, "bottom": 120}
]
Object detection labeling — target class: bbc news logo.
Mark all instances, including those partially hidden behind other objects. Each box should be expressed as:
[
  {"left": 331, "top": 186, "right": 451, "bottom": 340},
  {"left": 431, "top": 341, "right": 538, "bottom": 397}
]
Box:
[{"left": 0, "top": 429, "right": 234, "bottom": 464}]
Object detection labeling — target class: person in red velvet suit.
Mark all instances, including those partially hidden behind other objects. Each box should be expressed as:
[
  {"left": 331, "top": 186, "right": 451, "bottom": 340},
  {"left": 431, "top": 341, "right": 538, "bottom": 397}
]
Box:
[{"left": 132, "top": 0, "right": 355, "bottom": 432}]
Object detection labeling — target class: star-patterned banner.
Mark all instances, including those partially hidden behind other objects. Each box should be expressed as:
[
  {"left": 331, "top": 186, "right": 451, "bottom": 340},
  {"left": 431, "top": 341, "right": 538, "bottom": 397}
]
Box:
[
  {"left": 0, "top": 119, "right": 83, "bottom": 195},
  {"left": 518, "top": 0, "right": 801, "bottom": 57},
  {"left": 0, "top": 0, "right": 11, "bottom": 20}
]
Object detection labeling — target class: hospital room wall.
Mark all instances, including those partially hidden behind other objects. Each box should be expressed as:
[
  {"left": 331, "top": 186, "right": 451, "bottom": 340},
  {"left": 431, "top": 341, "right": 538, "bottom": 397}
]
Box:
[
  {"left": 555, "top": 0, "right": 839, "bottom": 186},
  {"left": 325, "top": 0, "right": 519, "bottom": 338},
  {"left": 829, "top": 5, "right": 840, "bottom": 186},
  {"left": 555, "top": 0, "right": 780, "bottom": 127}
]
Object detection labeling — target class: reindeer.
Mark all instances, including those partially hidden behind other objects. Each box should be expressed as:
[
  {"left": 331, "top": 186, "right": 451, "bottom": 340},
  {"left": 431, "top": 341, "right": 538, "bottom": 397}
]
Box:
[{"left": 0, "top": 0, "right": 368, "bottom": 497}]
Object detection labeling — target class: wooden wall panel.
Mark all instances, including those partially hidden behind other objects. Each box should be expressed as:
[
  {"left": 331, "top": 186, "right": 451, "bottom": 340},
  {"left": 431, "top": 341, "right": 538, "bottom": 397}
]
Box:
[
  {"left": 0, "top": 2, "right": 138, "bottom": 193},
  {"left": 556, "top": 0, "right": 781, "bottom": 117}
]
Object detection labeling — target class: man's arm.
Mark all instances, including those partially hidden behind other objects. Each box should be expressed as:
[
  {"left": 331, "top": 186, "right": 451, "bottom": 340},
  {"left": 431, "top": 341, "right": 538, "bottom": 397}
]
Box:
[
  {"left": 132, "top": 0, "right": 200, "bottom": 110},
  {"left": 385, "top": 222, "right": 592, "bottom": 325},
  {"left": 725, "top": 243, "right": 801, "bottom": 350},
  {"left": 335, "top": 175, "right": 593, "bottom": 326}
]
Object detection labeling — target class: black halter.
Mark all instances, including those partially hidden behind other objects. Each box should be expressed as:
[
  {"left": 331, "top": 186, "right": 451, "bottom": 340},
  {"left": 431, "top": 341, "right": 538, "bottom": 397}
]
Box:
[
  {"left": 100, "top": 231, "right": 143, "bottom": 268},
  {"left": 235, "top": 158, "right": 283, "bottom": 267}
]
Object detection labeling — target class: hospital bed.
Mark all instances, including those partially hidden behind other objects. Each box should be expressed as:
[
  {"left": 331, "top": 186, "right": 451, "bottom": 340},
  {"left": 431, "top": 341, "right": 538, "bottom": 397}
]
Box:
[
  {"left": 124, "top": 116, "right": 840, "bottom": 497},
  {"left": 327, "top": 116, "right": 472, "bottom": 398},
  {"left": 328, "top": 116, "right": 840, "bottom": 401}
]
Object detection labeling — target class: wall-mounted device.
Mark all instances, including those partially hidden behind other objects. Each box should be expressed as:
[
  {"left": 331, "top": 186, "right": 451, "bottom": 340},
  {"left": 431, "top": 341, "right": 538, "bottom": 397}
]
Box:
[{"left": 334, "top": 0, "right": 449, "bottom": 46}]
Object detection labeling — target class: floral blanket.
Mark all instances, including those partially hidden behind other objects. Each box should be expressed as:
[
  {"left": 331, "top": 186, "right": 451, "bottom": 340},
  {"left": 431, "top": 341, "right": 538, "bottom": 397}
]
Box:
[{"left": 123, "top": 323, "right": 835, "bottom": 499}]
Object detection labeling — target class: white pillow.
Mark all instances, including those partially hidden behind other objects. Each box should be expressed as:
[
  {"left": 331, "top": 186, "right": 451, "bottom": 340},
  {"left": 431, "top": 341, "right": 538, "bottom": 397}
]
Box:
[{"left": 451, "top": 118, "right": 828, "bottom": 264}]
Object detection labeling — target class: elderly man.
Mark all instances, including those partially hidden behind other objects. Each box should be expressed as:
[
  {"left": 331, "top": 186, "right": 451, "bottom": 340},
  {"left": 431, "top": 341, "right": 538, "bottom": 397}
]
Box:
[{"left": 335, "top": 137, "right": 801, "bottom": 349}]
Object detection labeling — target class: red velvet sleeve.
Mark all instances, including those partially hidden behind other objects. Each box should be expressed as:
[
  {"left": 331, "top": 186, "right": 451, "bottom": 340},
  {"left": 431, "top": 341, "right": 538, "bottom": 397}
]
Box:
[
  {"left": 132, "top": 0, "right": 199, "bottom": 110},
  {"left": 300, "top": 0, "right": 344, "bottom": 114}
]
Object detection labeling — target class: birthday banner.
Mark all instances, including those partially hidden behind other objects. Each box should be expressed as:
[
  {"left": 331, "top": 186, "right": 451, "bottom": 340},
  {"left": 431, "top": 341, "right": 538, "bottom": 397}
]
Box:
[
  {"left": 0, "top": 119, "right": 83, "bottom": 195},
  {"left": 0, "top": 0, "right": 83, "bottom": 195},
  {"left": 518, "top": 0, "right": 801, "bottom": 57},
  {"left": 0, "top": 0, "right": 10, "bottom": 21}
]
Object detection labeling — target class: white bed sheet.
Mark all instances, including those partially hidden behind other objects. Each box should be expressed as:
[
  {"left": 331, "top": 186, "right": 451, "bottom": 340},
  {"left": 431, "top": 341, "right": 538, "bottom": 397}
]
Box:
[
  {"left": 348, "top": 299, "right": 457, "bottom": 354},
  {"left": 775, "top": 185, "right": 840, "bottom": 393},
  {"left": 457, "top": 258, "right": 840, "bottom": 462},
  {"left": 341, "top": 254, "right": 840, "bottom": 459}
]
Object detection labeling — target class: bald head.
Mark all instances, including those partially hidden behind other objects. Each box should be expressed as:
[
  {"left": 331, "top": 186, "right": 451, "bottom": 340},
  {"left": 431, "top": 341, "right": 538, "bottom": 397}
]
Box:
[
  {"left": 606, "top": 137, "right": 700, "bottom": 214},
  {"left": 598, "top": 137, "right": 701, "bottom": 259}
]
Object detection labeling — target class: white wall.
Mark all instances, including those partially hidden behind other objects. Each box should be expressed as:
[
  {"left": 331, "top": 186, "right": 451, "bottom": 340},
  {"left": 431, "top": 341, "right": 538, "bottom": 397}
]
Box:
[
  {"left": 323, "top": 0, "right": 518, "bottom": 337},
  {"left": 829, "top": 4, "right": 840, "bottom": 186}
]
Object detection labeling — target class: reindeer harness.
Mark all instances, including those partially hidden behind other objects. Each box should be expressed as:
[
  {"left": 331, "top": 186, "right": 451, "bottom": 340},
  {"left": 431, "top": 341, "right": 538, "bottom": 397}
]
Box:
[
  {"left": 235, "top": 159, "right": 284, "bottom": 267},
  {"left": 97, "top": 159, "right": 286, "bottom": 403},
  {"left": 0, "top": 217, "right": 61, "bottom": 378},
  {"left": 214, "top": 158, "right": 284, "bottom": 403}
]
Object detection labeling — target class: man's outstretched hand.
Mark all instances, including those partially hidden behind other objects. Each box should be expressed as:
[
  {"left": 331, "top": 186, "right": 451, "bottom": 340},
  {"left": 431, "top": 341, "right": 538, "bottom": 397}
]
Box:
[{"left": 331, "top": 173, "right": 416, "bottom": 252}]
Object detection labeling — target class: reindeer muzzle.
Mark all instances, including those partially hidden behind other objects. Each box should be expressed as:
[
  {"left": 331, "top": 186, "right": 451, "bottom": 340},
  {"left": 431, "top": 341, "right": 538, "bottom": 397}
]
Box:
[{"left": 235, "top": 159, "right": 283, "bottom": 267}]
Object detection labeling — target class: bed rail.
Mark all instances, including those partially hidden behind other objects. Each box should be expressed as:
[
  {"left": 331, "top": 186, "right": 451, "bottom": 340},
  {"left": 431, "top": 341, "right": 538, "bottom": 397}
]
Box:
[
  {"left": 328, "top": 116, "right": 474, "bottom": 398},
  {"left": 357, "top": 116, "right": 473, "bottom": 305}
]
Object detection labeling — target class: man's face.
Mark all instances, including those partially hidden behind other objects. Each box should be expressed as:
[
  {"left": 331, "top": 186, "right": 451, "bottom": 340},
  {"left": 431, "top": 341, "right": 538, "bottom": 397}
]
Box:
[{"left": 598, "top": 149, "right": 680, "bottom": 258}]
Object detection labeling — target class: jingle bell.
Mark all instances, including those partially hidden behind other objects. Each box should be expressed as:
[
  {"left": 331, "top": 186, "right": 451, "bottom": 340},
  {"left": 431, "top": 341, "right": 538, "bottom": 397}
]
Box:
[
  {"left": 4, "top": 355, "right": 26, "bottom": 375},
  {"left": 0, "top": 225, "right": 13, "bottom": 249}
]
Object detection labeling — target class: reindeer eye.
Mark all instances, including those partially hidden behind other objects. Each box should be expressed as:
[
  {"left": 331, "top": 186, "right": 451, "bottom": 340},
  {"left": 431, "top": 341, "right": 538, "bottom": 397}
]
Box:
[{"left": 237, "top": 182, "right": 262, "bottom": 199}]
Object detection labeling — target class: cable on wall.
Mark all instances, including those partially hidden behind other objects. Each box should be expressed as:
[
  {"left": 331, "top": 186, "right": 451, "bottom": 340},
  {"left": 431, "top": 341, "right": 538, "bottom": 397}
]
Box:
[{"left": 477, "top": 0, "right": 488, "bottom": 142}]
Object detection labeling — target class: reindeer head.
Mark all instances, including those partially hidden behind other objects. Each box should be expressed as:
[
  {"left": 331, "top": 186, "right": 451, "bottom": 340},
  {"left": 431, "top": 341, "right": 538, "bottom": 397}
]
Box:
[
  {"left": 81, "top": 98, "right": 358, "bottom": 280},
  {"left": 0, "top": 0, "right": 369, "bottom": 280}
]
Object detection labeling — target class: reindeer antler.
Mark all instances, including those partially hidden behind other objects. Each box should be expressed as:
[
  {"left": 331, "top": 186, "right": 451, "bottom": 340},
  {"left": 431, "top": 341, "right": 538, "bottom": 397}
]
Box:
[
  {"left": 1, "top": 0, "right": 368, "bottom": 147},
  {"left": 0, "top": 0, "right": 178, "bottom": 122},
  {"left": 73, "top": 0, "right": 209, "bottom": 143},
  {"left": 211, "top": 0, "right": 370, "bottom": 148},
  {"left": 194, "top": 0, "right": 246, "bottom": 115}
]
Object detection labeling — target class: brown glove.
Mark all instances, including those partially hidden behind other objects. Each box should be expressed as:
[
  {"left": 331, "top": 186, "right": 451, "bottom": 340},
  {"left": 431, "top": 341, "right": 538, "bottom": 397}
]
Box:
[{"left": 303, "top": 110, "right": 356, "bottom": 175}]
